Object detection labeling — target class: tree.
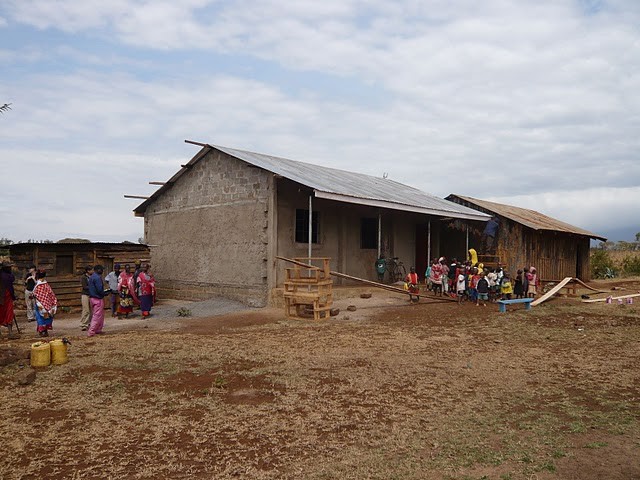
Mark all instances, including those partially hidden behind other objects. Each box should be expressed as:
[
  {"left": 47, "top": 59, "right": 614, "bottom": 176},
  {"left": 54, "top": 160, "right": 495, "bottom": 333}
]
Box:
[
  {"left": 0, "top": 103, "right": 11, "bottom": 114},
  {"left": 636, "top": 232, "right": 640, "bottom": 243}
]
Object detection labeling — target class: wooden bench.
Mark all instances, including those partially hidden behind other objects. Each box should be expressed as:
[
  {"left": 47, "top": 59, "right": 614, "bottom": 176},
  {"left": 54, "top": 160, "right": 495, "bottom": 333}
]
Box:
[{"left": 498, "top": 298, "right": 533, "bottom": 313}]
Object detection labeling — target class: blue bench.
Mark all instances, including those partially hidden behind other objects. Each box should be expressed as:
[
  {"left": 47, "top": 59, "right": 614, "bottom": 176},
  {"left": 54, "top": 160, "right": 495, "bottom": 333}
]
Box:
[{"left": 497, "top": 298, "right": 534, "bottom": 313}]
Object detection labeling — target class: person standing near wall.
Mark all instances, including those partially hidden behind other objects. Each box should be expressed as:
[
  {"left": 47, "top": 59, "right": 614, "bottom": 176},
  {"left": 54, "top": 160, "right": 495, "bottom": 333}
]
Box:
[
  {"left": 136, "top": 263, "right": 156, "bottom": 317},
  {"left": 33, "top": 269, "right": 57, "bottom": 337},
  {"left": 24, "top": 264, "right": 36, "bottom": 322},
  {"left": 104, "top": 264, "right": 121, "bottom": 318},
  {"left": 404, "top": 266, "right": 420, "bottom": 304},
  {"left": 87, "top": 265, "right": 106, "bottom": 337},
  {"left": 79, "top": 266, "right": 93, "bottom": 331},
  {"left": 0, "top": 261, "right": 18, "bottom": 339},
  {"left": 132, "top": 260, "right": 142, "bottom": 296},
  {"left": 117, "top": 264, "right": 134, "bottom": 318}
]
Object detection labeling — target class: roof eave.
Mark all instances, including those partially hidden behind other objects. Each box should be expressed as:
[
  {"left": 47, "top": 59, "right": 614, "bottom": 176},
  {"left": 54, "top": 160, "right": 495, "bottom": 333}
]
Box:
[
  {"left": 315, "top": 191, "right": 491, "bottom": 221},
  {"left": 133, "top": 144, "right": 213, "bottom": 216}
]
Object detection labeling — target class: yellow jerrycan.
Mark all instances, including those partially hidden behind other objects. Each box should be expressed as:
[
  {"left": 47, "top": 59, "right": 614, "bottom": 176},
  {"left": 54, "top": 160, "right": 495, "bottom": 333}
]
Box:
[
  {"left": 31, "top": 342, "right": 51, "bottom": 367},
  {"left": 50, "top": 338, "right": 70, "bottom": 365}
]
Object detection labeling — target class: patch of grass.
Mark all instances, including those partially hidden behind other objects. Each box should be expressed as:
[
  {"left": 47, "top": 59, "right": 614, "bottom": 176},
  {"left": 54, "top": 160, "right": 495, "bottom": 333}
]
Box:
[
  {"left": 584, "top": 441, "right": 608, "bottom": 449},
  {"left": 536, "top": 461, "right": 556, "bottom": 472},
  {"left": 212, "top": 375, "right": 227, "bottom": 389},
  {"left": 552, "top": 449, "right": 566, "bottom": 458},
  {"left": 176, "top": 307, "right": 192, "bottom": 317},
  {"left": 569, "top": 421, "right": 586, "bottom": 433}
]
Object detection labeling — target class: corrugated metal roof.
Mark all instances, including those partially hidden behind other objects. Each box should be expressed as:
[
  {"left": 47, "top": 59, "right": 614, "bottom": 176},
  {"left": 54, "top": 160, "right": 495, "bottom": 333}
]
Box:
[
  {"left": 135, "top": 144, "right": 489, "bottom": 221},
  {"left": 447, "top": 194, "right": 607, "bottom": 241}
]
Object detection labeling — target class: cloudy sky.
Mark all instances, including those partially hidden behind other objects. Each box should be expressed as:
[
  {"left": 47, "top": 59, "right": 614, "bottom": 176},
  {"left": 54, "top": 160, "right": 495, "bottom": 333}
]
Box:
[{"left": 1, "top": 0, "right": 639, "bottom": 243}]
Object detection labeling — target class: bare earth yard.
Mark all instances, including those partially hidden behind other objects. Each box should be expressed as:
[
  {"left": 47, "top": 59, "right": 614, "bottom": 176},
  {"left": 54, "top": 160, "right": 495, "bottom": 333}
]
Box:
[{"left": 1, "top": 279, "right": 639, "bottom": 480}]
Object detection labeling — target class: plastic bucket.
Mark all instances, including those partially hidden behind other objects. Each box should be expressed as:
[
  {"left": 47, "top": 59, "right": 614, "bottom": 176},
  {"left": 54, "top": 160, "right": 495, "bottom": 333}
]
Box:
[
  {"left": 31, "top": 342, "right": 51, "bottom": 367},
  {"left": 50, "top": 339, "right": 68, "bottom": 365}
]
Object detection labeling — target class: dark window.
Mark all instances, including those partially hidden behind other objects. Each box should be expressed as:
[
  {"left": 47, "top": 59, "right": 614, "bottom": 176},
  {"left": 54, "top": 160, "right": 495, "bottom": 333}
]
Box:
[
  {"left": 295, "top": 209, "right": 319, "bottom": 243},
  {"left": 361, "top": 218, "right": 378, "bottom": 249},
  {"left": 56, "top": 254, "right": 74, "bottom": 276}
]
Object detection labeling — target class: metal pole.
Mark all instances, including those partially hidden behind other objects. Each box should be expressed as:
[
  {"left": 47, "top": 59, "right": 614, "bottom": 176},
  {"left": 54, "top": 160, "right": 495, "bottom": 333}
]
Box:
[
  {"left": 427, "top": 221, "right": 431, "bottom": 267},
  {"left": 377, "top": 213, "right": 382, "bottom": 259},
  {"left": 308, "top": 195, "right": 313, "bottom": 261},
  {"left": 465, "top": 224, "right": 469, "bottom": 256}
]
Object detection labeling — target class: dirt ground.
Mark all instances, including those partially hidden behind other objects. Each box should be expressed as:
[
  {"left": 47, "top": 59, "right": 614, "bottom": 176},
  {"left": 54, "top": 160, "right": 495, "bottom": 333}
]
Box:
[{"left": 0, "top": 279, "right": 638, "bottom": 480}]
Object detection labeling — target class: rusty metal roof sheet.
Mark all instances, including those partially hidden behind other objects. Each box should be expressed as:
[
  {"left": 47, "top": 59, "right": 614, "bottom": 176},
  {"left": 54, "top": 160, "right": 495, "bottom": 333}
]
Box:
[
  {"left": 135, "top": 144, "right": 490, "bottom": 221},
  {"left": 447, "top": 194, "right": 607, "bottom": 241}
]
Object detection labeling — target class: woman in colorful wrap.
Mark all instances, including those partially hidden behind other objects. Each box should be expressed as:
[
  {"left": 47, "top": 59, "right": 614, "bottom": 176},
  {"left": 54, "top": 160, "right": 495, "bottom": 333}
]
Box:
[
  {"left": 117, "top": 264, "right": 134, "bottom": 318},
  {"left": 136, "top": 263, "right": 156, "bottom": 317},
  {"left": 0, "top": 261, "right": 17, "bottom": 338},
  {"left": 33, "top": 269, "right": 57, "bottom": 337},
  {"left": 404, "top": 266, "right": 420, "bottom": 304}
]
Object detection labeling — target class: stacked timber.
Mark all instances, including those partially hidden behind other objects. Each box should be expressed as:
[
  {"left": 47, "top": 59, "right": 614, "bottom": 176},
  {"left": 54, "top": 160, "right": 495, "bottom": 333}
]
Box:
[
  {"left": 283, "top": 257, "right": 333, "bottom": 320},
  {"left": 9, "top": 242, "right": 150, "bottom": 308}
]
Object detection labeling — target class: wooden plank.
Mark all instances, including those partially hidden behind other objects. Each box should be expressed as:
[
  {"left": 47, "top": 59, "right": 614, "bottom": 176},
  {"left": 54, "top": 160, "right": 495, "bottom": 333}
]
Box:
[
  {"left": 277, "top": 255, "right": 411, "bottom": 297},
  {"left": 572, "top": 278, "right": 607, "bottom": 293},
  {"left": 531, "top": 277, "right": 573, "bottom": 306},
  {"left": 581, "top": 293, "right": 640, "bottom": 303}
]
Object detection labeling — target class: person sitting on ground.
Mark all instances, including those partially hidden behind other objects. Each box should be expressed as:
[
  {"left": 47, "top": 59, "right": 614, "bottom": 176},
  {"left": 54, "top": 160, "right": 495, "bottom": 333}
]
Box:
[
  {"left": 404, "top": 266, "right": 420, "bottom": 303},
  {"left": 476, "top": 272, "right": 489, "bottom": 307},
  {"left": 33, "top": 269, "right": 57, "bottom": 337}
]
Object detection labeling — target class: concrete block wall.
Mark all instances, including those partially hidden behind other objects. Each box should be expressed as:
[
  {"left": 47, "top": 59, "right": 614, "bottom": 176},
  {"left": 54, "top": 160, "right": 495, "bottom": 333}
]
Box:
[{"left": 145, "top": 149, "right": 271, "bottom": 307}]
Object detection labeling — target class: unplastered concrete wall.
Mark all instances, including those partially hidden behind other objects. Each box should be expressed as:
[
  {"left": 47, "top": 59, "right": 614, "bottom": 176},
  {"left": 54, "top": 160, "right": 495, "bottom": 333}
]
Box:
[{"left": 144, "top": 149, "right": 271, "bottom": 306}]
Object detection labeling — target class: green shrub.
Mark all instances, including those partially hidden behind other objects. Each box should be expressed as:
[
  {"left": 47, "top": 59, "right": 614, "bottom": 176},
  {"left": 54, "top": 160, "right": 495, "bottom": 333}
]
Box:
[
  {"left": 621, "top": 254, "right": 640, "bottom": 276},
  {"left": 591, "top": 250, "right": 616, "bottom": 278}
]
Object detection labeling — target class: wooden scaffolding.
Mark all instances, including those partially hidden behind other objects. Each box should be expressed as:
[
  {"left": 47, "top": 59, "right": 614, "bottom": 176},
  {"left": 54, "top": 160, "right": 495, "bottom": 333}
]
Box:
[{"left": 283, "top": 257, "right": 333, "bottom": 320}]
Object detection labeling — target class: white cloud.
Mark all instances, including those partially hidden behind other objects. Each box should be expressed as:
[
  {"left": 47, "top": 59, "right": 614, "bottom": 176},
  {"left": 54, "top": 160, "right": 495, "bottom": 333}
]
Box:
[
  {"left": 1, "top": 0, "right": 640, "bottom": 241},
  {"left": 488, "top": 187, "right": 640, "bottom": 237}
]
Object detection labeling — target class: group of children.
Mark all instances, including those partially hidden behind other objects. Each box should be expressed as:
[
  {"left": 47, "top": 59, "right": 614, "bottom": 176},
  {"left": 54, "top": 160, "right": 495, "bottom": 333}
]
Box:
[{"left": 422, "top": 257, "right": 540, "bottom": 306}]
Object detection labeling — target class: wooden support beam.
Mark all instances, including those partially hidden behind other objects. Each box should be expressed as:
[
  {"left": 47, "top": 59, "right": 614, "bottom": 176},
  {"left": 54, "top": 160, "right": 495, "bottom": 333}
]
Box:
[
  {"left": 582, "top": 292, "right": 640, "bottom": 303},
  {"left": 124, "top": 195, "right": 150, "bottom": 200},
  {"left": 148, "top": 181, "right": 165, "bottom": 185},
  {"left": 185, "top": 139, "right": 208, "bottom": 147},
  {"left": 277, "top": 256, "right": 409, "bottom": 296}
]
